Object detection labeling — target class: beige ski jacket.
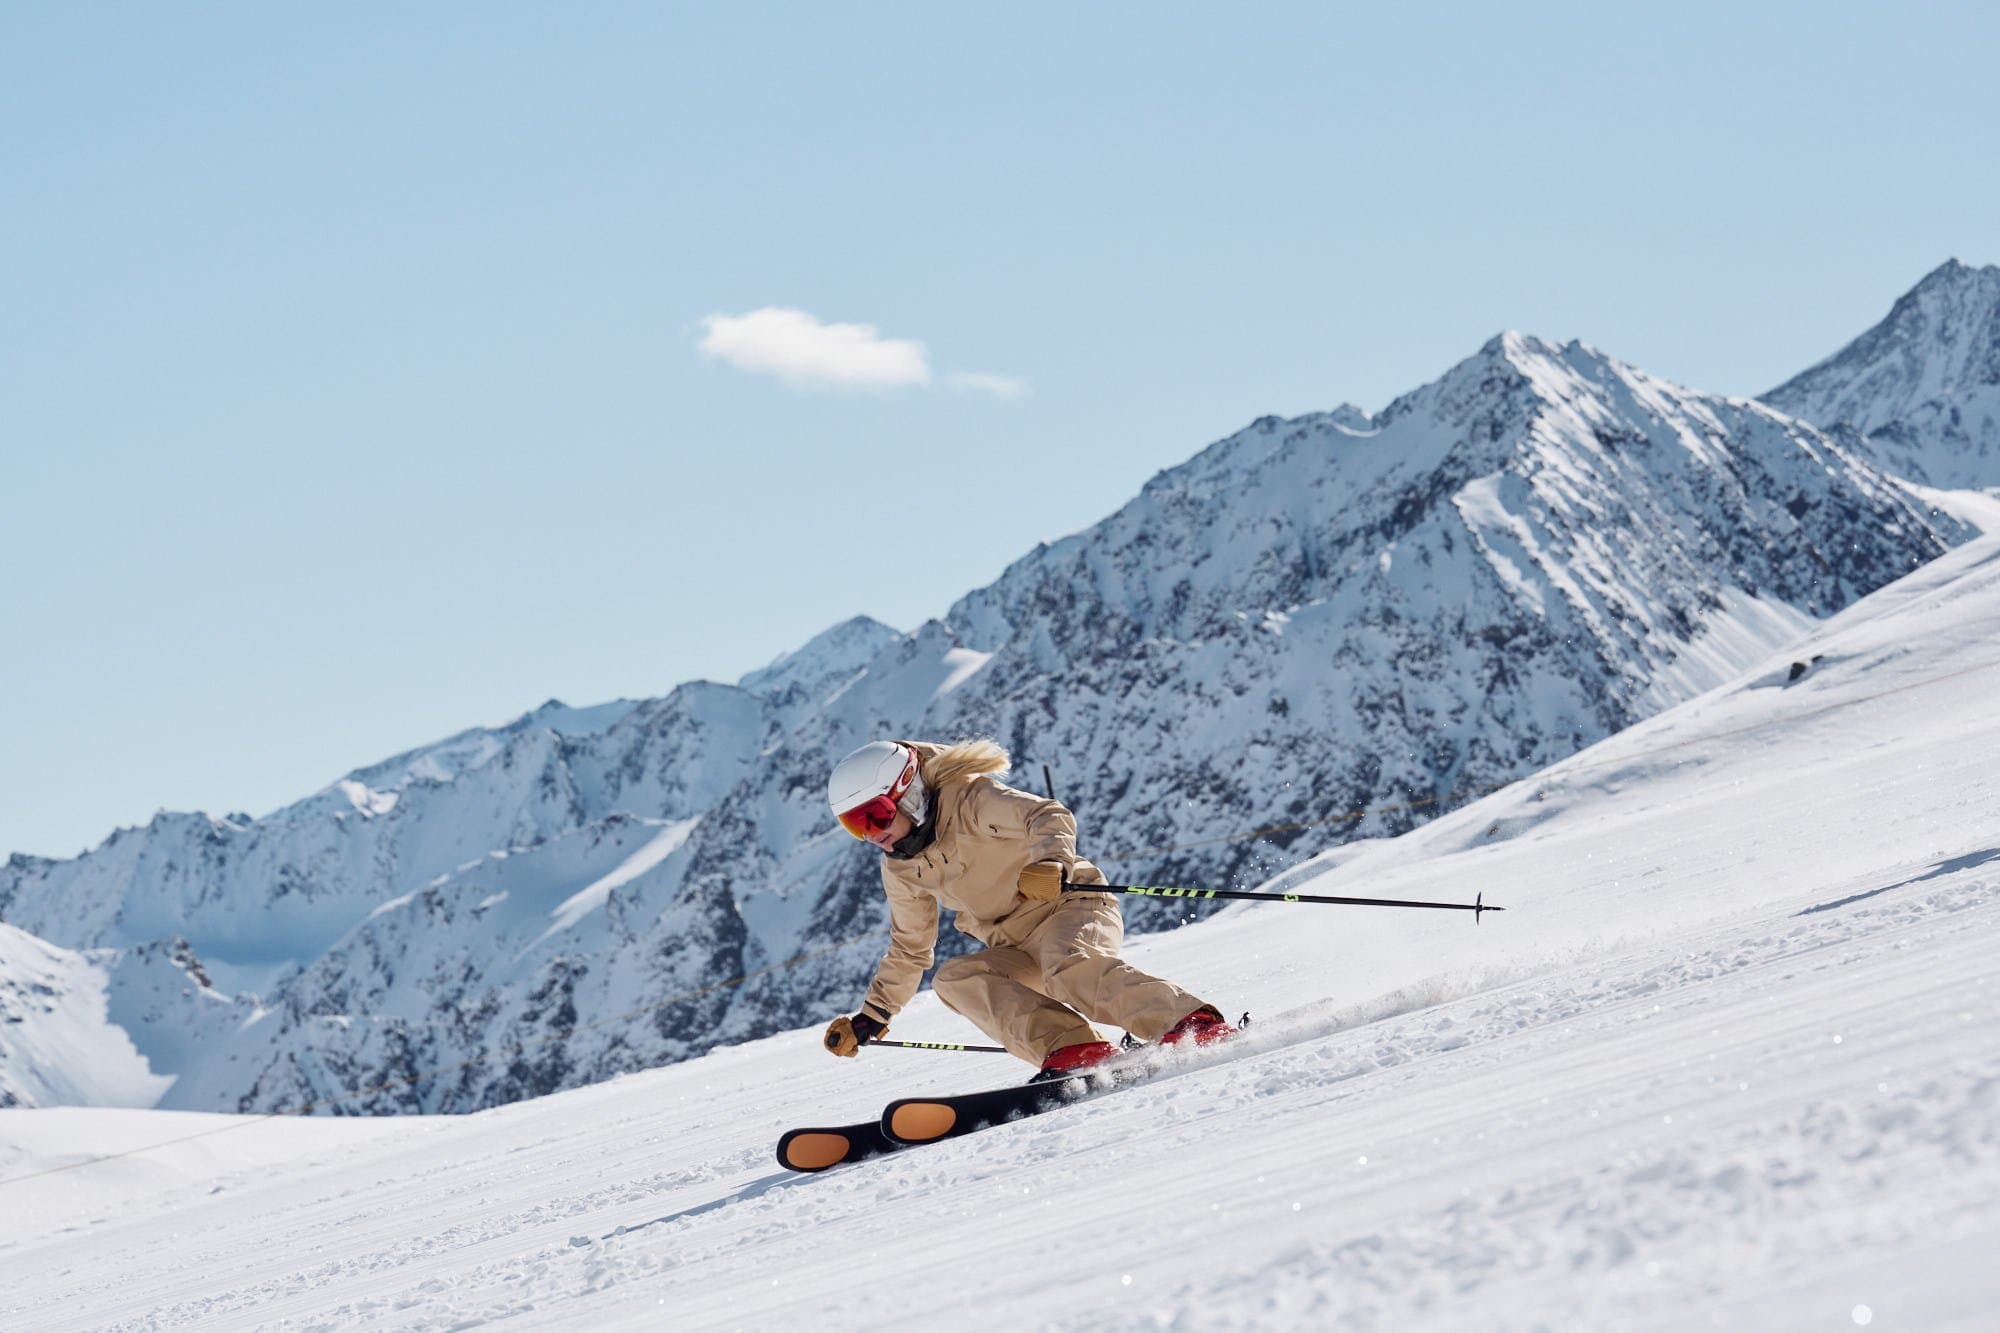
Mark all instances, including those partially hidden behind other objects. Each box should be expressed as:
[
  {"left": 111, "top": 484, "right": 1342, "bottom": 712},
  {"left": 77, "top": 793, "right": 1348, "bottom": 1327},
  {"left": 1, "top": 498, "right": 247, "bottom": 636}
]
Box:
[{"left": 858, "top": 742, "right": 1109, "bottom": 1024}]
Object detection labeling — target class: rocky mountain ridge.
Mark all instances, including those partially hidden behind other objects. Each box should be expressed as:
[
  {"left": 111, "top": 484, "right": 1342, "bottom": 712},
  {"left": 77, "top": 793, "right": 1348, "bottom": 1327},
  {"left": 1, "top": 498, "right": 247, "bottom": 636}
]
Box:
[{"left": 3, "top": 265, "right": 1994, "bottom": 1114}]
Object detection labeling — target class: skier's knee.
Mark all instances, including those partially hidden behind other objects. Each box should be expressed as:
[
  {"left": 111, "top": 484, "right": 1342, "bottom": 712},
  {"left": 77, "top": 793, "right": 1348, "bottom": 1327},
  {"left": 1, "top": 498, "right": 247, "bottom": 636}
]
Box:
[
  {"left": 932, "top": 954, "right": 987, "bottom": 995},
  {"left": 934, "top": 954, "right": 978, "bottom": 983},
  {"left": 1041, "top": 953, "right": 1107, "bottom": 1009}
]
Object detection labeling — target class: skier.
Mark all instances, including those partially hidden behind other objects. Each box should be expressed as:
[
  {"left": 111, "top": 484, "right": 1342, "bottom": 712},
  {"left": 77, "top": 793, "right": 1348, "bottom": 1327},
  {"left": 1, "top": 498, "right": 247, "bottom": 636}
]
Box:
[{"left": 821, "top": 738, "right": 1236, "bottom": 1081}]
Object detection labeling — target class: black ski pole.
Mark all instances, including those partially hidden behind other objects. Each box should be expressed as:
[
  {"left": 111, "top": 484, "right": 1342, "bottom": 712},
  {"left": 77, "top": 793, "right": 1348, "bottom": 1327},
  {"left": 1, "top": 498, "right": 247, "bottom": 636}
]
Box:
[
  {"left": 866, "top": 1038, "right": 1009, "bottom": 1053},
  {"left": 1067, "top": 880, "right": 1502, "bottom": 922}
]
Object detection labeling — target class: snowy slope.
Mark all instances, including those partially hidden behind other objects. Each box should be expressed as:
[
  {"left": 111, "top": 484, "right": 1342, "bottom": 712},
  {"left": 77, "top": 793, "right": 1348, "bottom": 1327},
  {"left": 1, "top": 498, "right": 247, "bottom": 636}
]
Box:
[
  {"left": 2, "top": 535, "right": 1995, "bottom": 1330},
  {"left": 1766, "top": 258, "right": 2000, "bottom": 489},
  {"left": 0, "top": 927, "right": 167, "bottom": 1109},
  {"left": 157, "top": 813, "right": 703, "bottom": 1115},
  {"left": 0, "top": 927, "right": 246, "bottom": 1109}
]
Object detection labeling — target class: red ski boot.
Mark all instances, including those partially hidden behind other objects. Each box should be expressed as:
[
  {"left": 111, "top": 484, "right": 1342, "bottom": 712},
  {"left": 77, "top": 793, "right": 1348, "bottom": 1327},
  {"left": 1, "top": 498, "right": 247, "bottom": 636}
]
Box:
[
  {"left": 1159, "top": 1005, "right": 1237, "bottom": 1049},
  {"left": 1029, "top": 1039, "right": 1119, "bottom": 1083}
]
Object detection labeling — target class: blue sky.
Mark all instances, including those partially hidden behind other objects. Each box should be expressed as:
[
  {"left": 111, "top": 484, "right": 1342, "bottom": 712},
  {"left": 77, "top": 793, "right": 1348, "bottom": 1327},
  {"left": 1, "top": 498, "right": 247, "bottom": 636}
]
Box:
[{"left": 3, "top": 3, "right": 1996, "bottom": 859}]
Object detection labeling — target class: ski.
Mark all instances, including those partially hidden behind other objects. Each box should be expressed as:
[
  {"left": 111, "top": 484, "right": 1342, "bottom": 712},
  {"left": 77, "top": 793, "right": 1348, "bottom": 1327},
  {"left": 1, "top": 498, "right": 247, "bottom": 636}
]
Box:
[
  {"left": 881, "top": 1060, "right": 1158, "bottom": 1147},
  {"left": 775, "top": 1118, "right": 901, "bottom": 1173},
  {"left": 776, "top": 1068, "right": 1148, "bottom": 1170},
  {"left": 782, "top": 1019, "right": 1249, "bottom": 1168}
]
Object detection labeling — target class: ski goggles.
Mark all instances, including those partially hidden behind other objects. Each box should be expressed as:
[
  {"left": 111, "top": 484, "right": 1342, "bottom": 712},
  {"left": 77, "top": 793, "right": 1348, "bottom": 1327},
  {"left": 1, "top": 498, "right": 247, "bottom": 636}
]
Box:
[{"left": 836, "top": 793, "right": 902, "bottom": 840}]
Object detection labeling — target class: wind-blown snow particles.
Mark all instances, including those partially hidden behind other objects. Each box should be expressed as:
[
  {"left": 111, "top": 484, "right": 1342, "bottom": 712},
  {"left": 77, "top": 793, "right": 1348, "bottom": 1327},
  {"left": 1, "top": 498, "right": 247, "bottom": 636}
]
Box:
[{"left": 4, "top": 525, "right": 1997, "bottom": 1330}]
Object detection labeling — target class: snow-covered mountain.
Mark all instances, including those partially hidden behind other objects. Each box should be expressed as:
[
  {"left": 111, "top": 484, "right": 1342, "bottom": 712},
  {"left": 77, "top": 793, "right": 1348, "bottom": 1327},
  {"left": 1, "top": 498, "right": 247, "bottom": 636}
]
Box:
[
  {"left": 0, "top": 925, "right": 244, "bottom": 1109},
  {"left": 1765, "top": 258, "right": 2000, "bottom": 489},
  {"left": 3, "top": 267, "right": 1993, "bottom": 1117}
]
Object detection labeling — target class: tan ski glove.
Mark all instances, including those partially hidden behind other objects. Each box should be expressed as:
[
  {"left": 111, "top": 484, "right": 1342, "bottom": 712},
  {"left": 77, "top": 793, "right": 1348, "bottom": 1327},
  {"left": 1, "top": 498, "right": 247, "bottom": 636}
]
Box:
[
  {"left": 823, "top": 1012, "right": 887, "bottom": 1057},
  {"left": 1018, "top": 860, "right": 1065, "bottom": 902}
]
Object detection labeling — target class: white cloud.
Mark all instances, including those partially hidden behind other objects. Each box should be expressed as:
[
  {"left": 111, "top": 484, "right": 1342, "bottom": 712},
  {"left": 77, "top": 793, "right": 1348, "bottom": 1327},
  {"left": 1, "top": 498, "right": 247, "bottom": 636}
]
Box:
[
  {"left": 698, "top": 307, "right": 1027, "bottom": 400},
  {"left": 697, "top": 307, "right": 931, "bottom": 390},
  {"left": 946, "top": 370, "right": 1030, "bottom": 399}
]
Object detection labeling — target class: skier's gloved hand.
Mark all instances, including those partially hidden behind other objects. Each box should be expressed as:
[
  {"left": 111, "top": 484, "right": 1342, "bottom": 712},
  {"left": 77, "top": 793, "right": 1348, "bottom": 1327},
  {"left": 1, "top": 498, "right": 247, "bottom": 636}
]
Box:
[
  {"left": 1018, "top": 860, "right": 1065, "bottom": 902},
  {"left": 824, "top": 1012, "right": 887, "bottom": 1057}
]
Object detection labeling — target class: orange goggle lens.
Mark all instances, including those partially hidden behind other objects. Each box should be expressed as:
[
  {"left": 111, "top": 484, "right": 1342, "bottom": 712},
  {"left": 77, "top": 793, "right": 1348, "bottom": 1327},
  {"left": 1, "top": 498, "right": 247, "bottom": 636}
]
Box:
[{"left": 837, "top": 794, "right": 901, "bottom": 840}]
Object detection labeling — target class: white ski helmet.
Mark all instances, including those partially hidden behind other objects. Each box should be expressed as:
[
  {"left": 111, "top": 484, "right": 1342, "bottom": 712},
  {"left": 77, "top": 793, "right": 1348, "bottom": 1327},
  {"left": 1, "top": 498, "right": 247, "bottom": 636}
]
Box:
[{"left": 827, "top": 740, "right": 927, "bottom": 839}]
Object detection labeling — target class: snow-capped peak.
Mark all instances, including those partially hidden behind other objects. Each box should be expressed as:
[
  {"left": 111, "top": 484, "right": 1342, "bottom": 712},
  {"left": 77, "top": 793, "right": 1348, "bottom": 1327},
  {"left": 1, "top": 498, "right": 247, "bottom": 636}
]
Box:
[
  {"left": 1763, "top": 259, "right": 2000, "bottom": 487},
  {"left": 737, "top": 615, "right": 902, "bottom": 707},
  {"left": 506, "top": 698, "right": 643, "bottom": 739},
  {"left": 1323, "top": 402, "right": 1375, "bottom": 432}
]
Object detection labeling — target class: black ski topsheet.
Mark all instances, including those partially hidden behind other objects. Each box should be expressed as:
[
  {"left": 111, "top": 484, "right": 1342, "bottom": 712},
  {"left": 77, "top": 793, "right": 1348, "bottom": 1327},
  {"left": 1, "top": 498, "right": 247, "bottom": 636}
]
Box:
[
  {"left": 880, "top": 1062, "right": 1155, "bottom": 1146},
  {"left": 776, "top": 1118, "right": 901, "bottom": 1173},
  {"left": 779, "top": 1066, "right": 1144, "bottom": 1168}
]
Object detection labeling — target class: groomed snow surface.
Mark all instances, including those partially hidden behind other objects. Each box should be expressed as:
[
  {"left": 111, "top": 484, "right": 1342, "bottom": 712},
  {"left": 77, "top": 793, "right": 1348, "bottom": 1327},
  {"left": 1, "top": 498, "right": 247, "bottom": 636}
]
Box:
[{"left": 5, "top": 540, "right": 2000, "bottom": 1330}]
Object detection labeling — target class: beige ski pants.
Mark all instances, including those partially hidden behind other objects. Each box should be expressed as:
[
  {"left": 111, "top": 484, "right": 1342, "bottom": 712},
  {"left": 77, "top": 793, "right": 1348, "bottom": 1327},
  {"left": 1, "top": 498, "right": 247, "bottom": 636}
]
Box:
[{"left": 932, "top": 892, "right": 1208, "bottom": 1064}]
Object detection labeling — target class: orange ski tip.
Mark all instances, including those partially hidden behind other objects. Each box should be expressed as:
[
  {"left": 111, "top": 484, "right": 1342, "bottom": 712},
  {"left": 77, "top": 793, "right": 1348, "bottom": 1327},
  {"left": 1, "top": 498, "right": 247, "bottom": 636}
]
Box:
[
  {"left": 780, "top": 1131, "right": 854, "bottom": 1172},
  {"left": 889, "top": 1102, "right": 958, "bottom": 1142}
]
